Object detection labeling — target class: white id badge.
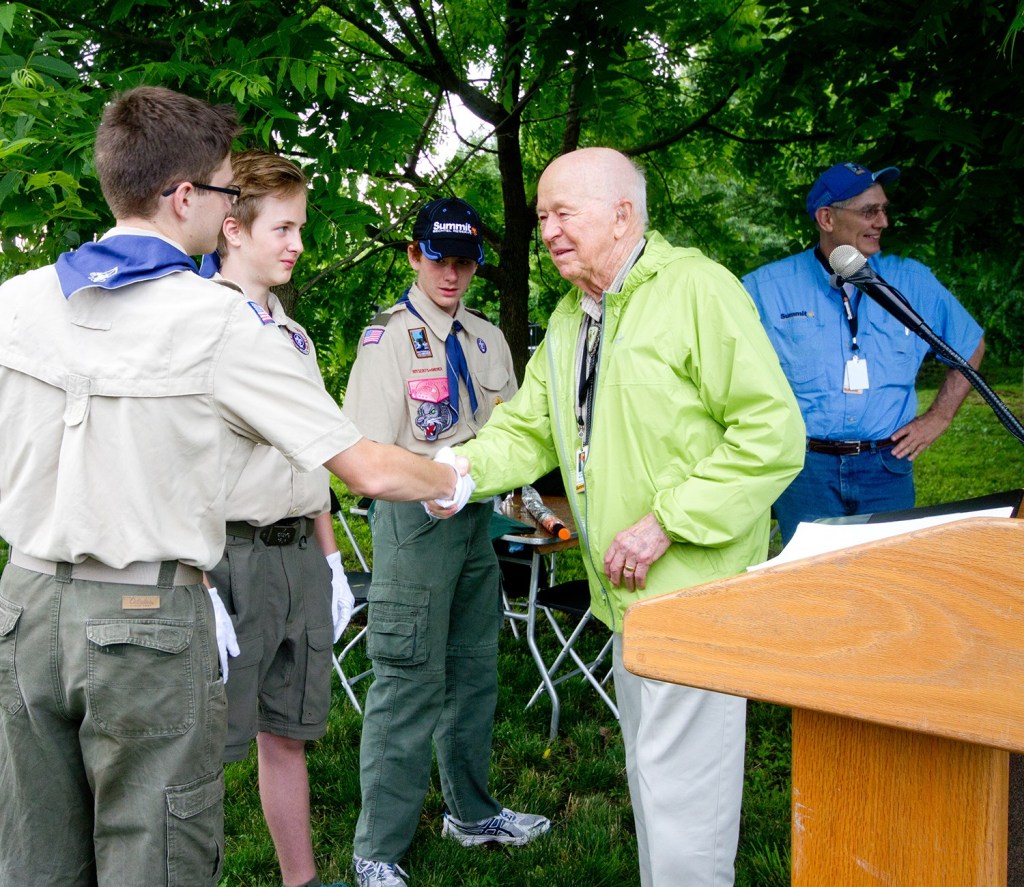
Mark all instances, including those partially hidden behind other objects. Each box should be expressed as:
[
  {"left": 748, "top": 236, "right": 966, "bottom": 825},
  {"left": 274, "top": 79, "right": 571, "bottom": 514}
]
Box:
[
  {"left": 843, "top": 356, "right": 870, "bottom": 393},
  {"left": 575, "top": 445, "right": 588, "bottom": 492}
]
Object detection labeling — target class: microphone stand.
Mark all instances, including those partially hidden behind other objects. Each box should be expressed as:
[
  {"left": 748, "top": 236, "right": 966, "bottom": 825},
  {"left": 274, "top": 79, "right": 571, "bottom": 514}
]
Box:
[
  {"left": 837, "top": 277, "right": 1024, "bottom": 446},
  {"left": 928, "top": 340, "right": 1024, "bottom": 446},
  {"left": 830, "top": 242, "right": 1024, "bottom": 446}
]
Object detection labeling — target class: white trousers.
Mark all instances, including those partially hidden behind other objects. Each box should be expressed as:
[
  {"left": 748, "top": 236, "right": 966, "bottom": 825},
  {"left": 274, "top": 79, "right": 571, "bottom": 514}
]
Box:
[{"left": 613, "top": 633, "right": 746, "bottom": 887}]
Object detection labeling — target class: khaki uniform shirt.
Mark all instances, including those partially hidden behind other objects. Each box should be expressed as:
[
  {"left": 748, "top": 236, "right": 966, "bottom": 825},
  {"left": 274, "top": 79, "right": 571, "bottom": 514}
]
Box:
[
  {"left": 0, "top": 229, "right": 360, "bottom": 570},
  {"left": 343, "top": 283, "right": 517, "bottom": 454},
  {"left": 218, "top": 288, "right": 331, "bottom": 525}
]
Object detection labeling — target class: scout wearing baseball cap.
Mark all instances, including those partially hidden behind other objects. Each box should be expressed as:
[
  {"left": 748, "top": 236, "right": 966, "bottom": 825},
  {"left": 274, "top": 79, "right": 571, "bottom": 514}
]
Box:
[
  {"left": 344, "top": 195, "right": 548, "bottom": 887},
  {"left": 806, "top": 161, "right": 900, "bottom": 219},
  {"left": 412, "top": 197, "right": 485, "bottom": 264}
]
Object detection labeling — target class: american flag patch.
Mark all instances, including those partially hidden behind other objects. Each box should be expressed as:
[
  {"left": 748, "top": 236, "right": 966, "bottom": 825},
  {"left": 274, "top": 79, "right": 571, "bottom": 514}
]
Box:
[
  {"left": 362, "top": 326, "right": 385, "bottom": 346},
  {"left": 247, "top": 300, "right": 275, "bottom": 325}
]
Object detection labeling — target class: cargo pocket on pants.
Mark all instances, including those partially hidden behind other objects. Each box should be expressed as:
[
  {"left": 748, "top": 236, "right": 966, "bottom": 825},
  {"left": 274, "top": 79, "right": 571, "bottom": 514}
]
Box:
[
  {"left": 301, "top": 625, "right": 333, "bottom": 725},
  {"left": 165, "top": 768, "right": 224, "bottom": 887},
  {"left": 0, "top": 596, "right": 24, "bottom": 715},
  {"left": 86, "top": 619, "right": 195, "bottom": 737},
  {"left": 366, "top": 582, "right": 430, "bottom": 667}
]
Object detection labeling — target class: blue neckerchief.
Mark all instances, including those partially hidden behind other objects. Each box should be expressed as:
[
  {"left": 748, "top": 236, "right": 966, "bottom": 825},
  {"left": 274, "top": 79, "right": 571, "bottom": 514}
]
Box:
[
  {"left": 198, "top": 250, "right": 222, "bottom": 278},
  {"left": 55, "top": 234, "right": 199, "bottom": 299},
  {"left": 397, "top": 288, "right": 478, "bottom": 424}
]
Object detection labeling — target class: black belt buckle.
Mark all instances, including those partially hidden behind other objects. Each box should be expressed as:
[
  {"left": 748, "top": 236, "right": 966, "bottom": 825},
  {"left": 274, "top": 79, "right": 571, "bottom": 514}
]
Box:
[{"left": 259, "top": 522, "right": 299, "bottom": 546}]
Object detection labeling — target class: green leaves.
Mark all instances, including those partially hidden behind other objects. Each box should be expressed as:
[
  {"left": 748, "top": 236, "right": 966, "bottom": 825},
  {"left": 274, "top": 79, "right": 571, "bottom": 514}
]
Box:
[
  {"left": 1, "top": 0, "right": 1022, "bottom": 363},
  {"left": 0, "top": 3, "right": 101, "bottom": 271}
]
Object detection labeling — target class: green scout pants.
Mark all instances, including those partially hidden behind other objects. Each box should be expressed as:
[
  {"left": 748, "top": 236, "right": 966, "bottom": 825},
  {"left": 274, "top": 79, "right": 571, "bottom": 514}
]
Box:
[
  {"left": 0, "top": 565, "right": 227, "bottom": 886},
  {"left": 354, "top": 500, "right": 503, "bottom": 861}
]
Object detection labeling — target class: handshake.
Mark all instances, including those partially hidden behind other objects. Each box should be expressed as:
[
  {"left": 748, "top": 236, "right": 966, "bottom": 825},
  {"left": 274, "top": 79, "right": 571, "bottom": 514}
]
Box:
[{"left": 423, "top": 446, "right": 475, "bottom": 518}]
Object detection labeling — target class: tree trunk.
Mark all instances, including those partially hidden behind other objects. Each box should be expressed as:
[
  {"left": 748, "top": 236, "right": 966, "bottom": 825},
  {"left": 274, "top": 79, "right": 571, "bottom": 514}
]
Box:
[{"left": 495, "top": 116, "right": 533, "bottom": 382}]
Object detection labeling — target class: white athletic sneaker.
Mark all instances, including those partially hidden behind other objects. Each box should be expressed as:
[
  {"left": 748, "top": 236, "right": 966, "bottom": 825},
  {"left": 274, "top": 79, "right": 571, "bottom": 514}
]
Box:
[
  {"left": 352, "top": 854, "right": 409, "bottom": 887},
  {"left": 441, "top": 807, "right": 552, "bottom": 847}
]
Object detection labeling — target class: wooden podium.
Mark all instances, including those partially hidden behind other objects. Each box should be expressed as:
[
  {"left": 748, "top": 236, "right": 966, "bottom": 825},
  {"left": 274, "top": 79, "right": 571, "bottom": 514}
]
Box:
[{"left": 623, "top": 517, "right": 1024, "bottom": 885}]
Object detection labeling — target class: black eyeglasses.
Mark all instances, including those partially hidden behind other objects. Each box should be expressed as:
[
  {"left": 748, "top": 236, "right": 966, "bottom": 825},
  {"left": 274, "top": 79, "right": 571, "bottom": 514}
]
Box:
[{"left": 161, "top": 182, "right": 242, "bottom": 202}]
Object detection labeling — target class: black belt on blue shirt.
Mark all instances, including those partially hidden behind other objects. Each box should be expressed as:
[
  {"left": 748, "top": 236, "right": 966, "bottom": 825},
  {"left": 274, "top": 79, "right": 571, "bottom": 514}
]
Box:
[
  {"left": 807, "top": 437, "right": 896, "bottom": 456},
  {"left": 226, "top": 517, "right": 311, "bottom": 546}
]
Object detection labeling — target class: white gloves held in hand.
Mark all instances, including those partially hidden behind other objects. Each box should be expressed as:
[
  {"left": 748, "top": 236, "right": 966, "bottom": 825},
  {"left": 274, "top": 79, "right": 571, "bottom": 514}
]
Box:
[
  {"left": 326, "top": 550, "right": 354, "bottom": 642},
  {"left": 427, "top": 446, "right": 475, "bottom": 514},
  {"left": 207, "top": 586, "right": 239, "bottom": 683}
]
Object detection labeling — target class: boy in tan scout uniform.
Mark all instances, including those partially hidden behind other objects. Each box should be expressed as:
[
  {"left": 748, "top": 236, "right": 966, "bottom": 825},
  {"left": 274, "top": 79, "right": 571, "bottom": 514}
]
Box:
[
  {"left": 0, "top": 88, "right": 470, "bottom": 887},
  {"left": 343, "top": 198, "right": 549, "bottom": 887},
  {"left": 201, "top": 151, "right": 351, "bottom": 887}
]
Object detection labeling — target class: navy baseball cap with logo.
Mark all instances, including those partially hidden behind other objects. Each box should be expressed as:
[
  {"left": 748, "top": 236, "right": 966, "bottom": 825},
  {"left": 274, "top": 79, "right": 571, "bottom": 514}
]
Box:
[
  {"left": 806, "top": 162, "right": 900, "bottom": 219},
  {"left": 412, "top": 197, "right": 485, "bottom": 265}
]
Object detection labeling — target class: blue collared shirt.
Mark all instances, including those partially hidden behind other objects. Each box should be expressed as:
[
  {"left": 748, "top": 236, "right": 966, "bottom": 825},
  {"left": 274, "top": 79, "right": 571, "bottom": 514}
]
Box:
[{"left": 742, "top": 248, "right": 983, "bottom": 440}]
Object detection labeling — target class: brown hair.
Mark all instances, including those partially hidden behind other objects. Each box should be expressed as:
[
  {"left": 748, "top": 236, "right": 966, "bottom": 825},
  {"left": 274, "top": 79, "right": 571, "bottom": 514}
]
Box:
[
  {"left": 216, "top": 150, "right": 307, "bottom": 256},
  {"left": 94, "top": 86, "right": 240, "bottom": 219}
]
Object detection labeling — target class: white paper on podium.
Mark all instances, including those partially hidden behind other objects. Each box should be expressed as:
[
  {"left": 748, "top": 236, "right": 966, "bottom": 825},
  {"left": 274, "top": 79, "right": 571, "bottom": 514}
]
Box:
[{"left": 749, "top": 507, "right": 1015, "bottom": 572}]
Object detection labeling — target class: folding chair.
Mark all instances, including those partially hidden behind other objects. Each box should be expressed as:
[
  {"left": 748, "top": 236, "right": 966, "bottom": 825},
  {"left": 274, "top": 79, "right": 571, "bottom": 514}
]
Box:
[
  {"left": 496, "top": 524, "right": 617, "bottom": 740},
  {"left": 330, "top": 491, "right": 373, "bottom": 714},
  {"left": 524, "top": 579, "right": 617, "bottom": 739}
]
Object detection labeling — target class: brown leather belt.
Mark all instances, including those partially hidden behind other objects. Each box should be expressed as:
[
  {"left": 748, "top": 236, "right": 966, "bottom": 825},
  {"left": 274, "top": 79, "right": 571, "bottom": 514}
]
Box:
[{"left": 807, "top": 437, "right": 895, "bottom": 456}]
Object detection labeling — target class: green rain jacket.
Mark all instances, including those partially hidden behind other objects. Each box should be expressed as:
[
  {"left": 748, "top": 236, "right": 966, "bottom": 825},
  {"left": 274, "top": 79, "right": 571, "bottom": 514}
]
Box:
[{"left": 459, "top": 232, "right": 805, "bottom": 631}]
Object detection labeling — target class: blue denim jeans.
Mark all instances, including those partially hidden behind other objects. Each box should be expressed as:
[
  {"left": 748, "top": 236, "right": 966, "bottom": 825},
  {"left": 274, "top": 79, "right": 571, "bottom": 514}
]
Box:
[{"left": 773, "top": 444, "right": 915, "bottom": 544}]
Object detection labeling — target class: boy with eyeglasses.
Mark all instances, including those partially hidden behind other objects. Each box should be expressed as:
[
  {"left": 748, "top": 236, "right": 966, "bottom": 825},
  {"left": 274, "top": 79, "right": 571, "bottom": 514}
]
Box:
[
  {"left": 742, "top": 161, "right": 984, "bottom": 543},
  {"left": 0, "top": 86, "right": 469, "bottom": 887}
]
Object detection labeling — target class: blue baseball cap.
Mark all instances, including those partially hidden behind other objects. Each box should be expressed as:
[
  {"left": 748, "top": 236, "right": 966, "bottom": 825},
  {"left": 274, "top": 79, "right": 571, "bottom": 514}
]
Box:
[
  {"left": 412, "top": 197, "right": 485, "bottom": 265},
  {"left": 806, "top": 162, "right": 900, "bottom": 219}
]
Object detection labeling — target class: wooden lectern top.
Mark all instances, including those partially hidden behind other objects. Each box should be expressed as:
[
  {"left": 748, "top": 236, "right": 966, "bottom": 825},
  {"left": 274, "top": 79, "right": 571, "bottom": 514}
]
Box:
[{"left": 623, "top": 516, "right": 1024, "bottom": 752}]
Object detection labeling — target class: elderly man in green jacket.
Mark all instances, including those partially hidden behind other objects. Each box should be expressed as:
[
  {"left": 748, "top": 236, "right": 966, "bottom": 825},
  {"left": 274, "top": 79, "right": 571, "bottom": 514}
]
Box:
[{"left": 454, "top": 147, "right": 805, "bottom": 887}]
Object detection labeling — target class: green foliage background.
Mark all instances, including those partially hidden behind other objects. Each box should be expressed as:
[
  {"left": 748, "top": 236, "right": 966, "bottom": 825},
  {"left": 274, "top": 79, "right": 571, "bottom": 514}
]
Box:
[{"left": 3, "top": 0, "right": 1024, "bottom": 390}]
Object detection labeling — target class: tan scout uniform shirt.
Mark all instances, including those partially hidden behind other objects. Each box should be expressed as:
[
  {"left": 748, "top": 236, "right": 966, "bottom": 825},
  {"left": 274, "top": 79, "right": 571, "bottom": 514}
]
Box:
[
  {"left": 343, "top": 283, "right": 517, "bottom": 454},
  {"left": 217, "top": 288, "right": 331, "bottom": 526},
  {"left": 0, "top": 229, "right": 361, "bottom": 570}
]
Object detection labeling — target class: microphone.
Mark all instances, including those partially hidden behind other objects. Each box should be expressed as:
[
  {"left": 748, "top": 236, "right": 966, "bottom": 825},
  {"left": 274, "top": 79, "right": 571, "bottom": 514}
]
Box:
[{"left": 827, "top": 244, "right": 930, "bottom": 333}]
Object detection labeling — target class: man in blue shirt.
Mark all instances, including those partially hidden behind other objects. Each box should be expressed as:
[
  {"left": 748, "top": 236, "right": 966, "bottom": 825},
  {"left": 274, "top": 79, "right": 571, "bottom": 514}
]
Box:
[{"left": 743, "top": 161, "right": 985, "bottom": 544}]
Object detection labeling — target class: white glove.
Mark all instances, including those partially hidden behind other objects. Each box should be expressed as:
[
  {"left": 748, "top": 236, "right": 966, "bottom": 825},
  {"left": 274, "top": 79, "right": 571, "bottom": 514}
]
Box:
[
  {"left": 326, "top": 551, "right": 354, "bottom": 643},
  {"left": 430, "top": 446, "right": 476, "bottom": 513},
  {"left": 207, "top": 586, "right": 239, "bottom": 683}
]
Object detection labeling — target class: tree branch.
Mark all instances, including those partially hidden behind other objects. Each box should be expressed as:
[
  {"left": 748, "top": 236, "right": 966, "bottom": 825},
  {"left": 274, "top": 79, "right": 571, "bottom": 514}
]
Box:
[
  {"left": 624, "top": 85, "right": 739, "bottom": 156},
  {"left": 702, "top": 122, "right": 835, "bottom": 145}
]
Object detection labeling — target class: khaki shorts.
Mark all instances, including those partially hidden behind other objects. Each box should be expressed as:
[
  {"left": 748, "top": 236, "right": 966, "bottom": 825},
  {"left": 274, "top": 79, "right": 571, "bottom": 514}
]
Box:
[{"left": 207, "top": 519, "right": 333, "bottom": 761}]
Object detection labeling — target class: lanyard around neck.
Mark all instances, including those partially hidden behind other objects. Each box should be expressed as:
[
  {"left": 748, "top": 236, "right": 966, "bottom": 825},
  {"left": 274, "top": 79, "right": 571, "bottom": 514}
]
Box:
[
  {"left": 815, "top": 245, "right": 860, "bottom": 354},
  {"left": 577, "top": 314, "right": 601, "bottom": 443}
]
